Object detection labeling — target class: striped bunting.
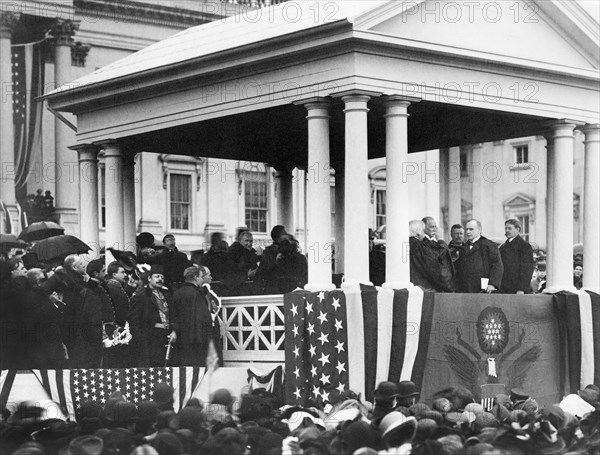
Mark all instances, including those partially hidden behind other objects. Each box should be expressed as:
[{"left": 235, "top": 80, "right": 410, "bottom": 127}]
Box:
[
  {"left": 31, "top": 367, "right": 204, "bottom": 419},
  {"left": 284, "top": 285, "right": 433, "bottom": 404},
  {"left": 554, "top": 291, "right": 600, "bottom": 392}
]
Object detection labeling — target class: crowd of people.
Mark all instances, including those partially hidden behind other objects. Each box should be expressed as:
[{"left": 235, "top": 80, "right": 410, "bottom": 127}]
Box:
[
  {"left": 1, "top": 378, "right": 599, "bottom": 455},
  {"left": 369, "top": 216, "right": 584, "bottom": 294}
]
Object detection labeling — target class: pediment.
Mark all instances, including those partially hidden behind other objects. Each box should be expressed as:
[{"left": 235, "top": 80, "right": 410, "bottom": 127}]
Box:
[
  {"left": 504, "top": 193, "right": 535, "bottom": 207},
  {"left": 361, "top": 0, "right": 599, "bottom": 70}
]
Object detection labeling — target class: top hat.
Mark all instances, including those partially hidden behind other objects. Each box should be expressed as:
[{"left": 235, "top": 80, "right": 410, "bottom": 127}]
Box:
[
  {"left": 509, "top": 389, "right": 530, "bottom": 403},
  {"left": 373, "top": 381, "right": 399, "bottom": 400},
  {"left": 397, "top": 381, "right": 420, "bottom": 399},
  {"left": 136, "top": 232, "right": 155, "bottom": 249},
  {"left": 152, "top": 382, "right": 174, "bottom": 406}
]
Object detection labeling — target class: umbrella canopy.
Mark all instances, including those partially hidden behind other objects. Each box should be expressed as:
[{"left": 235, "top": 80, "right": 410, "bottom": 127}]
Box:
[
  {"left": 0, "top": 234, "right": 29, "bottom": 253},
  {"left": 30, "top": 235, "right": 91, "bottom": 261},
  {"left": 18, "top": 221, "right": 65, "bottom": 242}
]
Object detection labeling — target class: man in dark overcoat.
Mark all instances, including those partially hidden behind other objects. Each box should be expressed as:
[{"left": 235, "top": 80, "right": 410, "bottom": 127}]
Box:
[
  {"left": 499, "top": 219, "right": 534, "bottom": 294},
  {"left": 455, "top": 219, "right": 504, "bottom": 293},
  {"left": 129, "top": 264, "right": 178, "bottom": 367},
  {"left": 173, "top": 266, "right": 214, "bottom": 366},
  {"left": 420, "top": 216, "right": 455, "bottom": 292}
]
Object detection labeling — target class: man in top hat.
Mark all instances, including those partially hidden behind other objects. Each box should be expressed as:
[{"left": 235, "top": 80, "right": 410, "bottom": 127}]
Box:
[
  {"left": 129, "top": 264, "right": 178, "bottom": 367},
  {"left": 157, "top": 234, "right": 192, "bottom": 289},
  {"left": 256, "top": 225, "right": 288, "bottom": 293}
]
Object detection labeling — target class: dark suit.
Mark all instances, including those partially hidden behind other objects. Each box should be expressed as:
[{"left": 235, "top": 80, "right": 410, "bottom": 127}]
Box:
[
  {"left": 499, "top": 235, "right": 534, "bottom": 294},
  {"left": 420, "top": 237, "right": 455, "bottom": 292},
  {"left": 173, "top": 282, "right": 213, "bottom": 366},
  {"left": 130, "top": 287, "right": 178, "bottom": 367},
  {"left": 455, "top": 236, "right": 504, "bottom": 293}
]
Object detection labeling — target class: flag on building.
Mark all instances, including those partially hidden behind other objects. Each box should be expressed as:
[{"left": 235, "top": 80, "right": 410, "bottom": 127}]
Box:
[
  {"left": 30, "top": 367, "right": 205, "bottom": 419},
  {"left": 284, "top": 285, "right": 434, "bottom": 405},
  {"left": 554, "top": 290, "right": 600, "bottom": 393},
  {"left": 11, "top": 41, "right": 44, "bottom": 193},
  {"left": 247, "top": 365, "right": 284, "bottom": 402}
]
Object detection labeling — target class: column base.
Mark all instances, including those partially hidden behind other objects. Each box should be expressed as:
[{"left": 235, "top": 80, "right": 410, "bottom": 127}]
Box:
[
  {"left": 543, "top": 285, "right": 578, "bottom": 294},
  {"left": 0, "top": 204, "right": 20, "bottom": 236},
  {"left": 341, "top": 280, "right": 373, "bottom": 289},
  {"left": 305, "top": 282, "right": 336, "bottom": 292},
  {"left": 383, "top": 281, "right": 414, "bottom": 290},
  {"left": 53, "top": 207, "right": 79, "bottom": 236}
]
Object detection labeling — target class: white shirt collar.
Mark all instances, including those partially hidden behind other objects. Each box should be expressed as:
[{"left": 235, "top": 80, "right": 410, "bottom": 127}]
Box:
[{"left": 471, "top": 235, "right": 481, "bottom": 244}]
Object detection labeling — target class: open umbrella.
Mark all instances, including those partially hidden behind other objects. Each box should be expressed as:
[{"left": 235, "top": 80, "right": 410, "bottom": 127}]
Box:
[
  {"left": 30, "top": 235, "right": 91, "bottom": 261},
  {"left": 0, "top": 234, "right": 29, "bottom": 253},
  {"left": 18, "top": 221, "right": 65, "bottom": 242}
]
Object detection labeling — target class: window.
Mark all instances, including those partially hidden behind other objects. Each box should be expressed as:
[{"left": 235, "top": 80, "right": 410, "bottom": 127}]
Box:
[
  {"left": 516, "top": 215, "right": 530, "bottom": 241},
  {"left": 99, "top": 166, "right": 106, "bottom": 228},
  {"left": 375, "top": 190, "right": 386, "bottom": 229},
  {"left": 170, "top": 174, "right": 191, "bottom": 230},
  {"left": 245, "top": 171, "right": 268, "bottom": 233},
  {"left": 514, "top": 145, "right": 529, "bottom": 165}
]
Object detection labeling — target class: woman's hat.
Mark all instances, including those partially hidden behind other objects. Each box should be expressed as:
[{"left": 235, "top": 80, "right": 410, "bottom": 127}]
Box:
[{"left": 379, "top": 412, "right": 417, "bottom": 449}]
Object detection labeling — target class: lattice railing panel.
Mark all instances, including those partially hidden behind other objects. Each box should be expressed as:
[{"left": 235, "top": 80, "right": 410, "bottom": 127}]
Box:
[{"left": 219, "top": 294, "right": 285, "bottom": 363}]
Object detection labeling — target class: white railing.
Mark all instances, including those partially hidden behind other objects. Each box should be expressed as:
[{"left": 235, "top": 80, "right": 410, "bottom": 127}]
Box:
[{"left": 220, "top": 294, "right": 285, "bottom": 364}]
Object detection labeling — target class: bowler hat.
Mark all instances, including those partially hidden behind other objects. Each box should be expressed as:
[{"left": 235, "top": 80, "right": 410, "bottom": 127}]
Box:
[
  {"left": 373, "top": 381, "right": 399, "bottom": 400},
  {"left": 397, "top": 381, "right": 420, "bottom": 399},
  {"left": 152, "top": 382, "right": 174, "bottom": 406}
]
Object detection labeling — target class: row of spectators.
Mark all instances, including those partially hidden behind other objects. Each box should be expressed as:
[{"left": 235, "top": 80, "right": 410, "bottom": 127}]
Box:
[
  {"left": 136, "top": 227, "right": 307, "bottom": 297},
  {"left": 370, "top": 216, "right": 586, "bottom": 294},
  {"left": 1, "top": 379, "right": 599, "bottom": 454}
]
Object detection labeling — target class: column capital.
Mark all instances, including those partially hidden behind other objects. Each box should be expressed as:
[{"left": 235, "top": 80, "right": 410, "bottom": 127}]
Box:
[
  {"left": 71, "top": 41, "right": 91, "bottom": 66},
  {"left": 95, "top": 139, "right": 122, "bottom": 157},
  {"left": 0, "top": 11, "right": 20, "bottom": 39},
  {"left": 49, "top": 19, "right": 80, "bottom": 46},
  {"left": 69, "top": 143, "right": 100, "bottom": 160},
  {"left": 301, "top": 98, "right": 331, "bottom": 118},
  {"left": 580, "top": 123, "right": 600, "bottom": 141},
  {"left": 382, "top": 94, "right": 421, "bottom": 106}
]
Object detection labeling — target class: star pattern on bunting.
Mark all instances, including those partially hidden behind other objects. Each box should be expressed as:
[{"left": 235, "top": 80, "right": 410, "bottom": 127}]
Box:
[
  {"left": 71, "top": 368, "right": 170, "bottom": 410},
  {"left": 285, "top": 290, "right": 349, "bottom": 406}
]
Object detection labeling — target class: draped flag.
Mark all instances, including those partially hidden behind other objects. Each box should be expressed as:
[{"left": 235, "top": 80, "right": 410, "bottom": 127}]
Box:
[
  {"left": 31, "top": 367, "right": 205, "bottom": 419},
  {"left": 284, "top": 285, "right": 434, "bottom": 405},
  {"left": 11, "top": 41, "right": 44, "bottom": 193},
  {"left": 247, "top": 365, "right": 284, "bottom": 402},
  {"left": 285, "top": 289, "right": 566, "bottom": 407},
  {"left": 554, "top": 291, "right": 600, "bottom": 393}
]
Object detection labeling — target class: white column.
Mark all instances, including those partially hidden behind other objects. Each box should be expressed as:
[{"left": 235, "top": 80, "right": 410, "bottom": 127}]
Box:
[
  {"left": 425, "top": 150, "right": 440, "bottom": 222},
  {"left": 276, "top": 165, "right": 294, "bottom": 231},
  {"left": 333, "top": 162, "right": 345, "bottom": 274},
  {"left": 122, "top": 155, "right": 137, "bottom": 253},
  {"left": 303, "top": 100, "right": 335, "bottom": 291},
  {"left": 98, "top": 140, "right": 125, "bottom": 255},
  {"left": 50, "top": 19, "right": 79, "bottom": 233},
  {"left": 383, "top": 97, "right": 413, "bottom": 289},
  {"left": 342, "top": 94, "right": 371, "bottom": 286},
  {"left": 0, "top": 12, "right": 20, "bottom": 234},
  {"left": 546, "top": 122, "right": 577, "bottom": 292},
  {"left": 581, "top": 124, "right": 600, "bottom": 291},
  {"left": 544, "top": 135, "right": 555, "bottom": 284},
  {"left": 447, "top": 147, "right": 462, "bottom": 227},
  {"left": 71, "top": 144, "right": 100, "bottom": 257}
]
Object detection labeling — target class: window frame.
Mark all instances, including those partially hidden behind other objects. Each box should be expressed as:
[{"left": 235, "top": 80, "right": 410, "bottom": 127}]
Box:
[
  {"left": 242, "top": 166, "right": 269, "bottom": 234},
  {"left": 169, "top": 173, "right": 192, "bottom": 232}
]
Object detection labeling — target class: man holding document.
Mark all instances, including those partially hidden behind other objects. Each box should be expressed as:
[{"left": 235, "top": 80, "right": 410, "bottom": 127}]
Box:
[{"left": 455, "top": 219, "right": 504, "bottom": 293}]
